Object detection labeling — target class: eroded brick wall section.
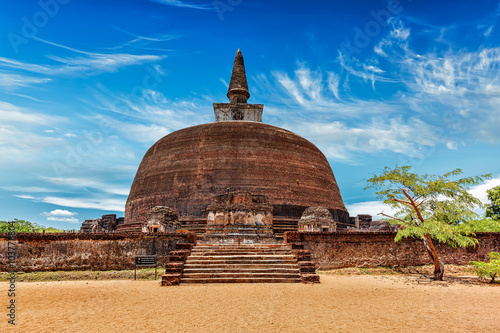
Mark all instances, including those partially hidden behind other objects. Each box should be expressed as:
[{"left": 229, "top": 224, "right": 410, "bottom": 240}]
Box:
[
  {"left": 284, "top": 232, "right": 500, "bottom": 270},
  {"left": 0, "top": 232, "right": 196, "bottom": 272}
]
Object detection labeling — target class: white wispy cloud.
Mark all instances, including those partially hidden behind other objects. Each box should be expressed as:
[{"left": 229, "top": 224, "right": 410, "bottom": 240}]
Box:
[
  {"left": 469, "top": 177, "right": 500, "bottom": 206},
  {"left": 15, "top": 194, "right": 125, "bottom": 212},
  {"left": 110, "top": 25, "right": 180, "bottom": 51},
  {"left": 42, "top": 209, "right": 79, "bottom": 223},
  {"left": 1, "top": 186, "right": 58, "bottom": 193},
  {"left": 371, "top": 17, "right": 500, "bottom": 142},
  {"left": 0, "top": 124, "right": 63, "bottom": 163},
  {"left": 43, "top": 177, "right": 130, "bottom": 196},
  {"left": 47, "top": 216, "right": 79, "bottom": 223},
  {"left": 89, "top": 87, "right": 210, "bottom": 143},
  {"left": 0, "top": 53, "right": 164, "bottom": 76},
  {"left": 41, "top": 196, "right": 125, "bottom": 212},
  {"left": 0, "top": 72, "right": 50, "bottom": 89},
  {"left": 0, "top": 101, "right": 61, "bottom": 125},
  {"left": 43, "top": 209, "right": 78, "bottom": 217},
  {"left": 14, "top": 195, "right": 36, "bottom": 200},
  {"left": 0, "top": 38, "right": 165, "bottom": 77},
  {"left": 283, "top": 117, "right": 439, "bottom": 161},
  {"left": 147, "top": 0, "right": 212, "bottom": 10},
  {"left": 288, "top": 16, "right": 500, "bottom": 158},
  {"left": 346, "top": 201, "right": 397, "bottom": 220}
]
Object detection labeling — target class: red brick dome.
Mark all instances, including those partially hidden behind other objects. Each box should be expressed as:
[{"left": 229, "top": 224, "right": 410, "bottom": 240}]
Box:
[
  {"left": 121, "top": 50, "right": 349, "bottom": 234},
  {"left": 124, "top": 121, "right": 349, "bottom": 229}
]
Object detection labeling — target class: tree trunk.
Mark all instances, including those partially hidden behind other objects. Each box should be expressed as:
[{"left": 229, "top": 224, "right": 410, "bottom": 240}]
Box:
[{"left": 422, "top": 233, "right": 444, "bottom": 280}]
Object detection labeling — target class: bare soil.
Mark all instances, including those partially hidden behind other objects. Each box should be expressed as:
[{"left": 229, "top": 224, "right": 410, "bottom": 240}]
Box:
[{"left": 2, "top": 271, "right": 499, "bottom": 332}]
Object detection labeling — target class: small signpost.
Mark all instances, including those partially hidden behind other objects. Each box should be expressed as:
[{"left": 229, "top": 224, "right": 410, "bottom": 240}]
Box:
[{"left": 134, "top": 255, "right": 158, "bottom": 280}]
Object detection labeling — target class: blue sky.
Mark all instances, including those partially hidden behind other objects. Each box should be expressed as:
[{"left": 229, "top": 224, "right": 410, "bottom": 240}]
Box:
[{"left": 1, "top": 0, "right": 500, "bottom": 229}]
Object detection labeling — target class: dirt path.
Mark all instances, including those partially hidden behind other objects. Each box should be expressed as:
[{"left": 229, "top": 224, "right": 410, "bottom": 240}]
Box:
[{"left": 2, "top": 274, "right": 499, "bottom": 332}]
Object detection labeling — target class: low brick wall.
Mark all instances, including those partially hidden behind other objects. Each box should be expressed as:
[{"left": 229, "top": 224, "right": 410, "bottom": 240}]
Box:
[
  {"left": 0, "top": 232, "right": 196, "bottom": 272},
  {"left": 284, "top": 232, "right": 500, "bottom": 270}
]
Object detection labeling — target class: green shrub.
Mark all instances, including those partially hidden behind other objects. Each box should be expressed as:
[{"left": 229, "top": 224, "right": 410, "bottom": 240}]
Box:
[{"left": 469, "top": 252, "right": 500, "bottom": 283}]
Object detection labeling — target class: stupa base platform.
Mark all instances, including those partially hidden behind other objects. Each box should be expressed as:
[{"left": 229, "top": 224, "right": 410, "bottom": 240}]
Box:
[{"left": 204, "top": 223, "right": 275, "bottom": 244}]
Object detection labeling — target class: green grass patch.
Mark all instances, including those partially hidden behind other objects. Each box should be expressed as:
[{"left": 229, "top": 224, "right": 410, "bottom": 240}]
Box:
[{"left": 0, "top": 267, "right": 162, "bottom": 282}]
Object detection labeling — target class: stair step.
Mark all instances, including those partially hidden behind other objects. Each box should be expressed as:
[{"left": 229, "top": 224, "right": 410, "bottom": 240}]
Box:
[
  {"left": 183, "top": 272, "right": 301, "bottom": 278},
  {"left": 192, "top": 246, "right": 288, "bottom": 248},
  {"left": 186, "top": 260, "right": 298, "bottom": 265},
  {"left": 181, "top": 277, "right": 301, "bottom": 283},
  {"left": 187, "top": 255, "right": 295, "bottom": 260},
  {"left": 184, "top": 264, "right": 298, "bottom": 269},
  {"left": 190, "top": 250, "right": 291, "bottom": 254},
  {"left": 183, "top": 268, "right": 300, "bottom": 274}
]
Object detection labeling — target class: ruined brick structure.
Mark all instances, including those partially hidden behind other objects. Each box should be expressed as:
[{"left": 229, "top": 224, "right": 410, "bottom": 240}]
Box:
[
  {"left": 143, "top": 206, "right": 181, "bottom": 233},
  {"left": 298, "top": 207, "right": 336, "bottom": 232},
  {"left": 80, "top": 214, "right": 124, "bottom": 233},
  {"left": 205, "top": 191, "right": 274, "bottom": 241},
  {"left": 0, "top": 232, "right": 196, "bottom": 272},
  {"left": 121, "top": 49, "right": 350, "bottom": 237}
]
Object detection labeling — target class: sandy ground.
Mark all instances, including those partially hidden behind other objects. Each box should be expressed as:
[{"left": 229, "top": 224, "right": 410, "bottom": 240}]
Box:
[{"left": 1, "top": 274, "right": 499, "bottom": 333}]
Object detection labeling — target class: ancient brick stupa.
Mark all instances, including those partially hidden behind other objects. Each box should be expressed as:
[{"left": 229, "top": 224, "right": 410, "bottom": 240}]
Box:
[{"left": 119, "top": 50, "right": 349, "bottom": 238}]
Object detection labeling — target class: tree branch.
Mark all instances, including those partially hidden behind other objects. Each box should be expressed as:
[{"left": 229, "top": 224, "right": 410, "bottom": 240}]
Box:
[
  {"left": 378, "top": 212, "right": 407, "bottom": 224},
  {"left": 391, "top": 198, "right": 411, "bottom": 206},
  {"left": 416, "top": 198, "right": 429, "bottom": 208},
  {"left": 400, "top": 188, "right": 425, "bottom": 224}
]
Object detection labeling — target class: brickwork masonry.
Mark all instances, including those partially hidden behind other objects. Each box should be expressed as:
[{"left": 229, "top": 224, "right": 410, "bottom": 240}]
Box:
[
  {"left": 0, "top": 232, "right": 196, "bottom": 272},
  {"left": 284, "top": 232, "right": 500, "bottom": 270}
]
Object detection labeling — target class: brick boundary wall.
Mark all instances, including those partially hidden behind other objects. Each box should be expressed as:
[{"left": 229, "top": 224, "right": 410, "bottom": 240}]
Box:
[
  {"left": 284, "top": 232, "right": 500, "bottom": 270},
  {"left": 0, "top": 232, "right": 197, "bottom": 272}
]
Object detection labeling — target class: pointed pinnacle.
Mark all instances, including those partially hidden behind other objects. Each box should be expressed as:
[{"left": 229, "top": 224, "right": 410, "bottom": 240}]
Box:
[{"left": 227, "top": 49, "right": 250, "bottom": 104}]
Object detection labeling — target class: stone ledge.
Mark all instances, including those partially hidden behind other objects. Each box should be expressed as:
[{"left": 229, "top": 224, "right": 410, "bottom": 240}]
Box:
[
  {"left": 301, "top": 274, "right": 320, "bottom": 283},
  {"left": 161, "top": 274, "right": 181, "bottom": 286}
]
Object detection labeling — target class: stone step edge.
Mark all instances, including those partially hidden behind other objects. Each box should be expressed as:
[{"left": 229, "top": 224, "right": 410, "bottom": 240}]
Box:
[
  {"left": 184, "top": 264, "right": 299, "bottom": 268},
  {"left": 187, "top": 254, "right": 295, "bottom": 260},
  {"left": 181, "top": 278, "right": 302, "bottom": 284},
  {"left": 183, "top": 273, "right": 301, "bottom": 277}
]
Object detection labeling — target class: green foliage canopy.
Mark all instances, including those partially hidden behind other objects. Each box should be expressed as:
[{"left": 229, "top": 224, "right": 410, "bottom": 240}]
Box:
[
  {"left": 0, "top": 219, "right": 64, "bottom": 233},
  {"left": 456, "top": 218, "right": 500, "bottom": 232},
  {"left": 485, "top": 185, "right": 500, "bottom": 220},
  {"left": 366, "top": 166, "right": 491, "bottom": 248}
]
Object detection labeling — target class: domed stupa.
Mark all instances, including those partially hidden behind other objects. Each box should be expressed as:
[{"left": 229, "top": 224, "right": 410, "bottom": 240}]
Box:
[{"left": 119, "top": 50, "right": 349, "bottom": 237}]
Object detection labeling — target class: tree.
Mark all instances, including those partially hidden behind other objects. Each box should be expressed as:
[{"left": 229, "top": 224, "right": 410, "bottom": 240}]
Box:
[
  {"left": 485, "top": 185, "right": 500, "bottom": 220},
  {"left": 0, "top": 219, "right": 64, "bottom": 233},
  {"left": 366, "top": 166, "right": 491, "bottom": 280}
]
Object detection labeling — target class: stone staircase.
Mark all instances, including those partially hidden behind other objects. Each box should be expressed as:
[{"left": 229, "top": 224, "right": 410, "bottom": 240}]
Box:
[
  {"left": 161, "top": 242, "right": 320, "bottom": 285},
  {"left": 181, "top": 243, "right": 302, "bottom": 283}
]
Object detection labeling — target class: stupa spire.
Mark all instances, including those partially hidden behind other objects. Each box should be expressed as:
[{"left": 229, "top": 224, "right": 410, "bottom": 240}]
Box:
[
  {"left": 213, "top": 50, "right": 263, "bottom": 122},
  {"left": 227, "top": 49, "right": 250, "bottom": 104}
]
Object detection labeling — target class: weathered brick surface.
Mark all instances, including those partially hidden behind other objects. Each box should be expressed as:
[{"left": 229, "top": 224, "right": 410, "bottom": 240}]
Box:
[
  {"left": 298, "top": 261, "right": 317, "bottom": 274},
  {"left": 124, "top": 121, "right": 349, "bottom": 229},
  {"left": 285, "top": 232, "right": 500, "bottom": 269},
  {"left": 175, "top": 243, "right": 194, "bottom": 251},
  {"left": 0, "top": 232, "right": 196, "bottom": 272},
  {"left": 301, "top": 274, "right": 320, "bottom": 283},
  {"left": 165, "top": 262, "right": 184, "bottom": 274},
  {"left": 167, "top": 250, "right": 191, "bottom": 262},
  {"left": 161, "top": 273, "right": 181, "bottom": 286},
  {"left": 292, "top": 250, "right": 312, "bottom": 261}
]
